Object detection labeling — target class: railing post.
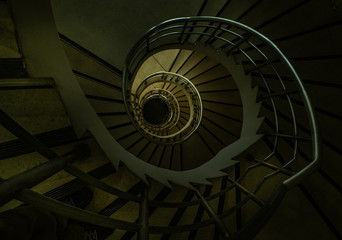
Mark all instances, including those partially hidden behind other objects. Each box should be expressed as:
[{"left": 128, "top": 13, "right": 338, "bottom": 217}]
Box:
[
  {"left": 205, "top": 23, "right": 222, "bottom": 46},
  {"left": 194, "top": 187, "right": 230, "bottom": 239},
  {"left": 178, "top": 20, "right": 189, "bottom": 43},
  {"left": 138, "top": 185, "right": 149, "bottom": 240}
]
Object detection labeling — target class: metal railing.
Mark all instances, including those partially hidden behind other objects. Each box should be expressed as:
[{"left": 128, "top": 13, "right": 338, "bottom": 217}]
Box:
[
  {"left": 0, "top": 108, "right": 143, "bottom": 232},
  {"left": 122, "top": 16, "right": 320, "bottom": 239}
]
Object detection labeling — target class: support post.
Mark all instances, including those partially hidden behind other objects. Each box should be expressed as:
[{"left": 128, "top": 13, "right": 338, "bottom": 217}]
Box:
[
  {"left": 194, "top": 187, "right": 230, "bottom": 239},
  {"left": 138, "top": 185, "right": 149, "bottom": 240}
]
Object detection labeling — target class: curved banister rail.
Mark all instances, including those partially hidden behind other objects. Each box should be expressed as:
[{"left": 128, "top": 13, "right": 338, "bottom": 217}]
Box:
[
  {"left": 123, "top": 16, "right": 319, "bottom": 187},
  {"left": 122, "top": 16, "right": 320, "bottom": 239}
]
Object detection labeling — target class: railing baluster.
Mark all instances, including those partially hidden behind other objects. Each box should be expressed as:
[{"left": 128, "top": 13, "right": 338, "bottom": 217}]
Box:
[
  {"left": 264, "top": 132, "right": 311, "bottom": 142},
  {"left": 205, "top": 23, "right": 222, "bottom": 45},
  {"left": 196, "top": 0, "right": 232, "bottom": 43},
  {"left": 194, "top": 188, "right": 230, "bottom": 239},
  {"left": 138, "top": 186, "right": 149, "bottom": 240},
  {"left": 178, "top": 20, "right": 189, "bottom": 43},
  {"left": 224, "top": 35, "right": 251, "bottom": 55},
  {"left": 188, "top": 185, "right": 213, "bottom": 240},
  {"left": 258, "top": 89, "right": 298, "bottom": 100},
  {"left": 228, "top": 178, "right": 266, "bottom": 207},
  {"left": 214, "top": 176, "right": 228, "bottom": 239},
  {"left": 244, "top": 59, "right": 280, "bottom": 75},
  {"left": 247, "top": 153, "right": 293, "bottom": 173},
  {"left": 209, "top": 0, "right": 264, "bottom": 45},
  {"left": 121, "top": 187, "right": 172, "bottom": 240},
  {"left": 161, "top": 190, "right": 196, "bottom": 240},
  {"left": 234, "top": 163, "right": 242, "bottom": 230}
]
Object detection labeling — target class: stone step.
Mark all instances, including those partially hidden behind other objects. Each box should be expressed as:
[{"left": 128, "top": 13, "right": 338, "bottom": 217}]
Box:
[{"left": 0, "top": 77, "right": 54, "bottom": 88}]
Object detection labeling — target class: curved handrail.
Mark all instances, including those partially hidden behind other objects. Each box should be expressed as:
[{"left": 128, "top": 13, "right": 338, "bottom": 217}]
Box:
[
  {"left": 123, "top": 16, "right": 320, "bottom": 188},
  {"left": 122, "top": 16, "right": 320, "bottom": 239}
]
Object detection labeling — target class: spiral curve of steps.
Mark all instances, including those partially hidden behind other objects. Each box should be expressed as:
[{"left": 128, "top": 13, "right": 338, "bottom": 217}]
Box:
[{"left": 1, "top": 0, "right": 342, "bottom": 240}]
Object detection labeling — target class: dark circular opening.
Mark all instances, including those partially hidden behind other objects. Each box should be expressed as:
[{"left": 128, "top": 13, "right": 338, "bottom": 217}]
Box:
[{"left": 142, "top": 98, "right": 170, "bottom": 125}]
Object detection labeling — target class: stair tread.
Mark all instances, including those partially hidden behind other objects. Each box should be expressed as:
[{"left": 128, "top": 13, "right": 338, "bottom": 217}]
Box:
[{"left": 0, "top": 77, "right": 55, "bottom": 88}]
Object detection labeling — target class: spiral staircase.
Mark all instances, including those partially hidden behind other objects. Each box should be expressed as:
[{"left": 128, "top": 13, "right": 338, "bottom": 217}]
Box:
[{"left": 1, "top": 0, "right": 342, "bottom": 239}]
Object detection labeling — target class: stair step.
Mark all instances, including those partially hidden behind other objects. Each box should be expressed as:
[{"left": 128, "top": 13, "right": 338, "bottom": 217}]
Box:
[
  {"left": 0, "top": 77, "right": 54, "bottom": 89},
  {"left": 0, "top": 126, "right": 76, "bottom": 160},
  {"left": 0, "top": 88, "right": 71, "bottom": 141}
]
